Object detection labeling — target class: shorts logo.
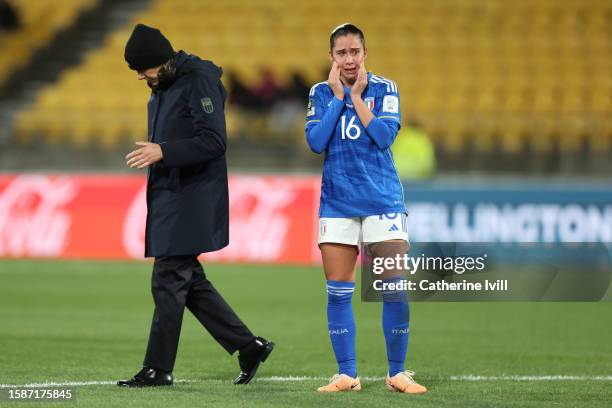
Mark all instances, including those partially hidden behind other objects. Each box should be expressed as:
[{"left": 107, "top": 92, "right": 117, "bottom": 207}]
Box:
[
  {"left": 364, "top": 97, "right": 375, "bottom": 111},
  {"left": 388, "top": 224, "right": 399, "bottom": 232},
  {"left": 320, "top": 220, "right": 327, "bottom": 236},
  {"left": 200, "top": 97, "right": 214, "bottom": 114},
  {"left": 382, "top": 95, "right": 399, "bottom": 113}
]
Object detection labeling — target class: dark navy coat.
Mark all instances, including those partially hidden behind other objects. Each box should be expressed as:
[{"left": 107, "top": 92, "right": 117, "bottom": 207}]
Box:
[{"left": 144, "top": 51, "right": 229, "bottom": 257}]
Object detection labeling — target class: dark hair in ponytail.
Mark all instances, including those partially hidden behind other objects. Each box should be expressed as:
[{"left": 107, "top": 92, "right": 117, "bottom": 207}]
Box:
[{"left": 329, "top": 23, "right": 365, "bottom": 51}]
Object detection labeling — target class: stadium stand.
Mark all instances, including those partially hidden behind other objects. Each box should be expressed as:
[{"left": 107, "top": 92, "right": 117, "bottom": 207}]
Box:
[
  {"left": 11, "top": 0, "right": 612, "bottom": 160},
  {"left": 0, "top": 0, "right": 97, "bottom": 88}
]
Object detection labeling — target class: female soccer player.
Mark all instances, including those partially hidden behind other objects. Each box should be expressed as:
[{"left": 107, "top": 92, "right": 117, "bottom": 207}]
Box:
[{"left": 305, "top": 23, "right": 427, "bottom": 394}]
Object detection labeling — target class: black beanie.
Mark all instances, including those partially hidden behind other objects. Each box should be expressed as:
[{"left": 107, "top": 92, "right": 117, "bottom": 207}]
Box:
[{"left": 124, "top": 24, "right": 174, "bottom": 70}]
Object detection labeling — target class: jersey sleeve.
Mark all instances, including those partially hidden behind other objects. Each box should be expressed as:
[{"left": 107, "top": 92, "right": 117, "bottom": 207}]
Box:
[
  {"left": 305, "top": 84, "right": 344, "bottom": 154},
  {"left": 365, "top": 82, "right": 401, "bottom": 150},
  {"left": 305, "top": 85, "right": 323, "bottom": 126},
  {"left": 378, "top": 81, "right": 401, "bottom": 125}
]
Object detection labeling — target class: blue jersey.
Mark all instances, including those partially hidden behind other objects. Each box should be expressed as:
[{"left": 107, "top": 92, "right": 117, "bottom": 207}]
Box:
[{"left": 305, "top": 72, "right": 406, "bottom": 218}]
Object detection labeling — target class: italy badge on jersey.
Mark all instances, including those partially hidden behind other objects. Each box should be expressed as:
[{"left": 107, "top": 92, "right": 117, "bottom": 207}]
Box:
[{"left": 364, "top": 97, "right": 375, "bottom": 111}]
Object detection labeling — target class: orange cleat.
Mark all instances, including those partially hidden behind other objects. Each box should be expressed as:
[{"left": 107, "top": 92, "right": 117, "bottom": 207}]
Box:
[
  {"left": 317, "top": 374, "right": 362, "bottom": 392},
  {"left": 386, "top": 370, "right": 427, "bottom": 394}
]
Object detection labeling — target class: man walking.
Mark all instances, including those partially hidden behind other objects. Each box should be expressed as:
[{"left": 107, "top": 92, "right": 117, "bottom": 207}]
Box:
[{"left": 117, "top": 24, "right": 274, "bottom": 387}]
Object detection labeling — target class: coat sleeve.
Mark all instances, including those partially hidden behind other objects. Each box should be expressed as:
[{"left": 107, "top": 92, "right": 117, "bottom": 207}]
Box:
[{"left": 159, "top": 74, "right": 227, "bottom": 167}]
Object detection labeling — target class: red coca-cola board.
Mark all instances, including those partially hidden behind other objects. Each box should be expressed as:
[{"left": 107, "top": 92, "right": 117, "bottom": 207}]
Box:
[{"left": 0, "top": 174, "right": 321, "bottom": 264}]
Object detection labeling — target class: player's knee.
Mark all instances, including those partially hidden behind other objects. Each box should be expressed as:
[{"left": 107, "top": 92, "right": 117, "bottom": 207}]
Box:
[{"left": 327, "top": 281, "right": 355, "bottom": 304}]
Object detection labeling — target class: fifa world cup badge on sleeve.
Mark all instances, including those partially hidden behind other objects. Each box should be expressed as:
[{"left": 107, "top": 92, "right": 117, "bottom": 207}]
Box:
[
  {"left": 382, "top": 95, "right": 399, "bottom": 113},
  {"left": 307, "top": 99, "right": 315, "bottom": 116},
  {"left": 364, "top": 97, "right": 375, "bottom": 111}
]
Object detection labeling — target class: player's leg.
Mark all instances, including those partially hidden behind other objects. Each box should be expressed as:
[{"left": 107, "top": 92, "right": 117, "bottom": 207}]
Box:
[
  {"left": 370, "top": 239, "right": 411, "bottom": 375},
  {"left": 317, "top": 217, "right": 361, "bottom": 392},
  {"left": 363, "top": 213, "right": 427, "bottom": 394}
]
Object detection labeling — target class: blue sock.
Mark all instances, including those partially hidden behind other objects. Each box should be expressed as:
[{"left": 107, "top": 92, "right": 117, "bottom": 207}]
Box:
[
  {"left": 382, "top": 277, "right": 410, "bottom": 377},
  {"left": 326, "top": 280, "right": 357, "bottom": 378}
]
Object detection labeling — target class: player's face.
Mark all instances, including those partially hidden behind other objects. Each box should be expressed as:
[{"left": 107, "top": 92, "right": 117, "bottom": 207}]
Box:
[
  {"left": 136, "top": 65, "right": 163, "bottom": 88},
  {"left": 330, "top": 34, "right": 366, "bottom": 83}
]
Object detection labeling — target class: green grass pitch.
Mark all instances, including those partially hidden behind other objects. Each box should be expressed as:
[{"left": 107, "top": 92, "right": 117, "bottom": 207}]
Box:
[{"left": 0, "top": 259, "right": 610, "bottom": 407}]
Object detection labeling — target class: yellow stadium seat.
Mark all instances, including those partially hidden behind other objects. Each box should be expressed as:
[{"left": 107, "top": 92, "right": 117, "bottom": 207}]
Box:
[
  {"left": 0, "top": 0, "right": 97, "bottom": 87},
  {"left": 10, "top": 0, "right": 611, "bottom": 153}
]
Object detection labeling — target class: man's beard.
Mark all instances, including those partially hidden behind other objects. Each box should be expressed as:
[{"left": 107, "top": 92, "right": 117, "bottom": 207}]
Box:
[
  {"left": 146, "top": 79, "right": 158, "bottom": 89},
  {"left": 147, "top": 59, "right": 176, "bottom": 90}
]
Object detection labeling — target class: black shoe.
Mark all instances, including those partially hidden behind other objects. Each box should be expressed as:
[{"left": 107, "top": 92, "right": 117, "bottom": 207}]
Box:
[
  {"left": 234, "top": 336, "right": 275, "bottom": 384},
  {"left": 117, "top": 367, "right": 174, "bottom": 387}
]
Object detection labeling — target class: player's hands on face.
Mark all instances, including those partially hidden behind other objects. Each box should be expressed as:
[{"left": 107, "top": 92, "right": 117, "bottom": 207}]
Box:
[
  {"left": 350, "top": 64, "right": 368, "bottom": 98},
  {"left": 126, "top": 142, "right": 163, "bottom": 169},
  {"left": 328, "top": 61, "right": 344, "bottom": 100}
]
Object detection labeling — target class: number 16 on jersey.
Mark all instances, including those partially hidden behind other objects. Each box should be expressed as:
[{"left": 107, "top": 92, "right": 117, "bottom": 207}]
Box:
[{"left": 341, "top": 115, "right": 361, "bottom": 140}]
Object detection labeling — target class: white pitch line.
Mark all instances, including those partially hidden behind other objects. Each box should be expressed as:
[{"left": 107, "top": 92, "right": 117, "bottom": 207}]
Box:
[
  {"left": 259, "top": 376, "right": 329, "bottom": 381},
  {"left": 449, "top": 375, "right": 612, "bottom": 381},
  {"left": 261, "top": 375, "right": 612, "bottom": 382},
  {"left": 0, "top": 381, "right": 115, "bottom": 388},
  {"left": 1, "top": 375, "right": 610, "bottom": 389},
  {"left": 0, "top": 380, "right": 196, "bottom": 388}
]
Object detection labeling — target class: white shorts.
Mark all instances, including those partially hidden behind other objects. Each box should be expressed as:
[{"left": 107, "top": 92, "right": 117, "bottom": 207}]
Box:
[{"left": 318, "top": 213, "right": 409, "bottom": 245}]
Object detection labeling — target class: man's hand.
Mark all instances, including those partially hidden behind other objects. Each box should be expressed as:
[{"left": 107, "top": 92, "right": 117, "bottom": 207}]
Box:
[
  {"left": 328, "top": 61, "right": 344, "bottom": 101},
  {"left": 350, "top": 64, "right": 368, "bottom": 98},
  {"left": 126, "top": 142, "right": 163, "bottom": 169}
]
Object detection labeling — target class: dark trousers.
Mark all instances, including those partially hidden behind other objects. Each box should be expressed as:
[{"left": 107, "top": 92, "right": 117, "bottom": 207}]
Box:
[{"left": 143, "top": 255, "right": 254, "bottom": 372}]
